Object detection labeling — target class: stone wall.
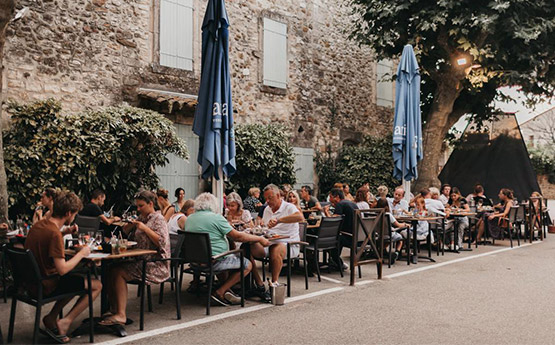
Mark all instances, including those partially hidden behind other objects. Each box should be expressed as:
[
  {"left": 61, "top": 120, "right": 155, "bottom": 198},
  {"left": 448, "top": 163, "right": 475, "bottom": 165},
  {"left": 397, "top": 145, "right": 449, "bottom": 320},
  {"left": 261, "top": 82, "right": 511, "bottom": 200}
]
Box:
[
  {"left": 4, "top": 0, "right": 393, "bottom": 153},
  {"left": 538, "top": 175, "right": 555, "bottom": 199}
]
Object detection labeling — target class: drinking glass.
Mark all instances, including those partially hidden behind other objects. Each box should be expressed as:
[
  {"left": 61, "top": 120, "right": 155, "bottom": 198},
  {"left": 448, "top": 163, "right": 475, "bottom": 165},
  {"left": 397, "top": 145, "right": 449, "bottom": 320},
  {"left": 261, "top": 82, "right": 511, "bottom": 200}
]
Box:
[
  {"left": 118, "top": 239, "right": 128, "bottom": 253},
  {"left": 78, "top": 233, "right": 86, "bottom": 246},
  {"left": 95, "top": 231, "right": 104, "bottom": 245}
]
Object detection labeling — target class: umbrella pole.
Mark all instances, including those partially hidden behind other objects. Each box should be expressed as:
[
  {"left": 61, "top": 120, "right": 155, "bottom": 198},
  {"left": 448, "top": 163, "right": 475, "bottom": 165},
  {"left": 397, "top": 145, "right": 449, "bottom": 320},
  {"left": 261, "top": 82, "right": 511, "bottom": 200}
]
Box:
[
  {"left": 212, "top": 166, "right": 224, "bottom": 215},
  {"left": 402, "top": 152, "right": 412, "bottom": 202}
]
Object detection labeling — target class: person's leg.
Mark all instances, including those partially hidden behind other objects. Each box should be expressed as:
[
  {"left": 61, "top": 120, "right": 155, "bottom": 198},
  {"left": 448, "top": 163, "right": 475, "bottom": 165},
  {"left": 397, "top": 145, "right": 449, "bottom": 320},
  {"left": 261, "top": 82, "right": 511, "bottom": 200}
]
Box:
[
  {"left": 396, "top": 240, "right": 403, "bottom": 252},
  {"left": 214, "top": 260, "right": 252, "bottom": 298},
  {"left": 102, "top": 266, "right": 130, "bottom": 324},
  {"left": 56, "top": 278, "right": 102, "bottom": 336},
  {"left": 269, "top": 244, "right": 286, "bottom": 283},
  {"left": 475, "top": 219, "right": 485, "bottom": 243},
  {"left": 43, "top": 297, "right": 73, "bottom": 330},
  {"left": 249, "top": 242, "right": 266, "bottom": 286}
]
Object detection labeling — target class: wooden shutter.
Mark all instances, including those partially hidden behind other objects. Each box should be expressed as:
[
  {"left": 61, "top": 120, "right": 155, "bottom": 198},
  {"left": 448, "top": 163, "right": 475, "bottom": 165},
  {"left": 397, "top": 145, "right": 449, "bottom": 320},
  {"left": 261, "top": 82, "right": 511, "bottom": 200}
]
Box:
[
  {"left": 376, "top": 59, "right": 394, "bottom": 107},
  {"left": 160, "top": 0, "right": 194, "bottom": 70},
  {"left": 263, "top": 18, "right": 288, "bottom": 89}
]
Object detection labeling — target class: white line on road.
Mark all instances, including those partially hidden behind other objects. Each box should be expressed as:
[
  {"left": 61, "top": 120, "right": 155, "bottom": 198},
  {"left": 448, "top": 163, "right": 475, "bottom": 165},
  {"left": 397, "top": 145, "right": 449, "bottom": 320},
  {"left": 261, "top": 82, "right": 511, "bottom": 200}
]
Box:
[
  {"left": 318, "top": 275, "right": 343, "bottom": 284},
  {"left": 95, "top": 287, "right": 345, "bottom": 345},
  {"left": 385, "top": 242, "right": 538, "bottom": 279},
  {"left": 355, "top": 280, "right": 375, "bottom": 286}
]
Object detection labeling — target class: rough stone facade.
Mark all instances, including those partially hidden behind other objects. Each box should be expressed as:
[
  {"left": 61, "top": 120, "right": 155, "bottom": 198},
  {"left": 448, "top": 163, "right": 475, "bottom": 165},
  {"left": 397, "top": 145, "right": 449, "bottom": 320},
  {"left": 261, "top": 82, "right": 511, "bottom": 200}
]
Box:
[{"left": 4, "top": 0, "right": 393, "bottom": 154}]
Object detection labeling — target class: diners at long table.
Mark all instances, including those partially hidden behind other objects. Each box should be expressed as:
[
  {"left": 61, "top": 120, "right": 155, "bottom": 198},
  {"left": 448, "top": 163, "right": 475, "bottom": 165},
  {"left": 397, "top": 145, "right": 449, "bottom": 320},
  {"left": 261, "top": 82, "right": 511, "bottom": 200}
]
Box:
[
  {"left": 185, "top": 192, "right": 269, "bottom": 305},
  {"left": 100, "top": 191, "right": 170, "bottom": 326}
]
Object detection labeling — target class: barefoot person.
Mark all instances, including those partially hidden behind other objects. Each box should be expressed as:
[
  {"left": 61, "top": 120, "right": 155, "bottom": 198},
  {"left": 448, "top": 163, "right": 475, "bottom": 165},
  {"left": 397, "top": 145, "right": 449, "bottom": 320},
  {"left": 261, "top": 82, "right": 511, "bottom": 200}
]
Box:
[{"left": 25, "top": 191, "right": 102, "bottom": 343}]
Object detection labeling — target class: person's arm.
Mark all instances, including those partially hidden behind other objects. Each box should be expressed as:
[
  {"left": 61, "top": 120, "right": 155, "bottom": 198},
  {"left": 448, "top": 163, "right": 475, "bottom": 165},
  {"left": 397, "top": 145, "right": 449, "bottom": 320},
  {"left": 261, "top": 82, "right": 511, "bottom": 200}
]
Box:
[
  {"left": 33, "top": 207, "right": 43, "bottom": 224},
  {"left": 133, "top": 220, "right": 161, "bottom": 247},
  {"left": 313, "top": 200, "right": 323, "bottom": 212},
  {"left": 122, "top": 222, "right": 136, "bottom": 235},
  {"left": 227, "top": 229, "right": 270, "bottom": 246},
  {"left": 99, "top": 214, "right": 121, "bottom": 225},
  {"left": 323, "top": 205, "right": 333, "bottom": 217},
  {"left": 268, "top": 211, "right": 304, "bottom": 228},
  {"left": 53, "top": 247, "right": 91, "bottom": 276},
  {"left": 177, "top": 216, "right": 186, "bottom": 231},
  {"left": 164, "top": 208, "right": 175, "bottom": 222}
]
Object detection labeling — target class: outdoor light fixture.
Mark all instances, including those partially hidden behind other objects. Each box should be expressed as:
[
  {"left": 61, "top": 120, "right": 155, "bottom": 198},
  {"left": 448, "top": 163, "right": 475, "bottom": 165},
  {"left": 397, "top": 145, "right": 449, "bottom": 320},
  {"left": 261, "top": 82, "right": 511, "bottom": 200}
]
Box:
[{"left": 457, "top": 58, "right": 467, "bottom": 66}]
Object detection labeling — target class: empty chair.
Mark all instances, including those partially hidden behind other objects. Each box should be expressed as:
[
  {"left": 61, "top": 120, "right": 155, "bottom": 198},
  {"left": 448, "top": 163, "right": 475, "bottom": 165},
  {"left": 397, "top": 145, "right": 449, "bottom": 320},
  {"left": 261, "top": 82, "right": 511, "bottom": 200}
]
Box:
[
  {"left": 305, "top": 217, "right": 343, "bottom": 281},
  {"left": 74, "top": 215, "right": 100, "bottom": 234}
]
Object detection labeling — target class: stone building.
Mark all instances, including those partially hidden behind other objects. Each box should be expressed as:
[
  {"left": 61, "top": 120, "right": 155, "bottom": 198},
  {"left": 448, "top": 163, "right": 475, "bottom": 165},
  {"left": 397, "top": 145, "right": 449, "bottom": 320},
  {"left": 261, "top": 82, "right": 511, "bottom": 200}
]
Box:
[{"left": 4, "top": 0, "right": 394, "bottom": 196}]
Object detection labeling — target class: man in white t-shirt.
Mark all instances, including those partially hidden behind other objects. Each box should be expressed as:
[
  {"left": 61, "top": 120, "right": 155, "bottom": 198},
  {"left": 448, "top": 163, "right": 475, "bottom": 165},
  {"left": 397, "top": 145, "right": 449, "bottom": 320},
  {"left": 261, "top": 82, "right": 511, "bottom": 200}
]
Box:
[
  {"left": 387, "top": 187, "right": 409, "bottom": 214},
  {"left": 250, "top": 184, "right": 304, "bottom": 289}
]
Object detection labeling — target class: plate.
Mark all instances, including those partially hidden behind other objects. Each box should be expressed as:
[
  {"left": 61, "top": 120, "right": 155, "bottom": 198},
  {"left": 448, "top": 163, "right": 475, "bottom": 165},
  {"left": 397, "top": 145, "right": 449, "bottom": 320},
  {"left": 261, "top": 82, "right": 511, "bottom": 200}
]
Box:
[{"left": 127, "top": 241, "right": 137, "bottom": 247}]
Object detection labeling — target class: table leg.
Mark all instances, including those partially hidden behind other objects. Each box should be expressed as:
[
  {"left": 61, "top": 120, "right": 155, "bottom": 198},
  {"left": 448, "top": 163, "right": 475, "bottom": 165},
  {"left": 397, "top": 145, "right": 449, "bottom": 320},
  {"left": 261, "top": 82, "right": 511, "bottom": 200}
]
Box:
[
  {"left": 412, "top": 220, "right": 417, "bottom": 264},
  {"left": 100, "top": 261, "right": 108, "bottom": 315}
]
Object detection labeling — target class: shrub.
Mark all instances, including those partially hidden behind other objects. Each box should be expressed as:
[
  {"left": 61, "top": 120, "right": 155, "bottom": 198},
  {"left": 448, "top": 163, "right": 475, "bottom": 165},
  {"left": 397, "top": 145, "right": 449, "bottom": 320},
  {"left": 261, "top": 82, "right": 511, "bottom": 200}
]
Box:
[
  {"left": 4, "top": 99, "right": 188, "bottom": 216},
  {"left": 229, "top": 123, "right": 296, "bottom": 197},
  {"left": 529, "top": 147, "right": 555, "bottom": 184},
  {"left": 316, "top": 135, "right": 400, "bottom": 199}
]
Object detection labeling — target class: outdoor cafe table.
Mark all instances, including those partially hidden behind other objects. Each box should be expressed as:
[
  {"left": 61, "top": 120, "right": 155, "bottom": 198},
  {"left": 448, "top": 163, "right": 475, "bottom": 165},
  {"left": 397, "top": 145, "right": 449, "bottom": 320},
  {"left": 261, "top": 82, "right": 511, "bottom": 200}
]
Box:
[
  {"left": 449, "top": 211, "right": 477, "bottom": 252},
  {"left": 65, "top": 248, "right": 157, "bottom": 315},
  {"left": 396, "top": 215, "right": 441, "bottom": 264}
]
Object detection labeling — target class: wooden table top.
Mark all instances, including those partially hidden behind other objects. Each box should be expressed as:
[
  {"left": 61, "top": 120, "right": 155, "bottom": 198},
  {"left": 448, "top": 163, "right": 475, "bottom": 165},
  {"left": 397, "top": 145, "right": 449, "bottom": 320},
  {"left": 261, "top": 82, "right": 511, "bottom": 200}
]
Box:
[
  {"left": 65, "top": 248, "right": 157, "bottom": 262},
  {"left": 396, "top": 216, "right": 443, "bottom": 221}
]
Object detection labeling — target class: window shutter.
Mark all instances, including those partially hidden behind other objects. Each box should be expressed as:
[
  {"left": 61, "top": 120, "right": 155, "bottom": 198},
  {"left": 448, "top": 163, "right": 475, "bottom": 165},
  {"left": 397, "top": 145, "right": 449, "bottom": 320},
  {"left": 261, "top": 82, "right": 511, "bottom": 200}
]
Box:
[
  {"left": 263, "top": 18, "right": 288, "bottom": 89},
  {"left": 376, "top": 59, "right": 394, "bottom": 107},
  {"left": 160, "top": 0, "right": 193, "bottom": 70}
]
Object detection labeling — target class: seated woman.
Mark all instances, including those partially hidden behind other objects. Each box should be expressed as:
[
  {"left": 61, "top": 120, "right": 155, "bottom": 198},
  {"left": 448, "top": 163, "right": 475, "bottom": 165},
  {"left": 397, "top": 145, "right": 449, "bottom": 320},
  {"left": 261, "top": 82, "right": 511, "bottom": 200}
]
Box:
[
  {"left": 157, "top": 188, "right": 175, "bottom": 222},
  {"left": 100, "top": 191, "right": 170, "bottom": 326},
  {"left": 243, "top": 187, "right": 262, "bottom": 213},
  {"left": 32, "top": 187, "right": 57, "bottom": 224},
  {"left": 400, "top": 195, "right": 430, "bottom": 241},
  {"left": 286, "top": 190, "right": 302, "bottom": 212},
  {"left": 225, "top": 192, "right": 254, "bottom": 229},
  {"left": 474, "top": 188, "right": 514, "bottom": 243},
  {"left": 530, "top": 191, "right": 543, "bottom": 230},
  {"left": 355, "top": 187, "right": 370, "bottom": 210},
  {"left": 172, "top": 187, "right": 186, "bottom": 213},
  {"left": 167, "top": 199, "right": 195, "bottom": 250},
  {"left": 376, "top": 198, "right": 408, "bottom": 262},
  {"left": 446, "top": 187, "right": 470, "bottom": 249}
]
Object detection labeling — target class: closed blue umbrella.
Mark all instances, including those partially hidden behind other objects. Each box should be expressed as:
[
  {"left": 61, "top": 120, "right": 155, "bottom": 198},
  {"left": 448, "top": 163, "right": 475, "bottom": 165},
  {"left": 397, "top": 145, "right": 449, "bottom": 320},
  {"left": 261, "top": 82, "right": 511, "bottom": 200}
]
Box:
[
  {"left": 392, "top": 44, "right": 422, "bottom": 182},
  {"left": 193, "top": 0, "right": 236, "bottom": 182}
]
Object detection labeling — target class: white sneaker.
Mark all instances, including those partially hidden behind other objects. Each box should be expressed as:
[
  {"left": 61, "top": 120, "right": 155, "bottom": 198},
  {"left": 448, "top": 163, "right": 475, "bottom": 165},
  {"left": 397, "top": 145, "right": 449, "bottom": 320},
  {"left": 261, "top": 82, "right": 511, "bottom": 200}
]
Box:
[{"left": 342, "top": 262, "right": 349, "bottom": 270}]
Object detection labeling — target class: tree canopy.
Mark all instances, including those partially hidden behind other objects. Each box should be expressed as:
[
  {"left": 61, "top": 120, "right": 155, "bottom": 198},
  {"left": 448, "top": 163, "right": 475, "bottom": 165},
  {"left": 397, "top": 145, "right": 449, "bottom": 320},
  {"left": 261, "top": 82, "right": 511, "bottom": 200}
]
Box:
[{"left": 350, "top": 0, "right": 555, "bottom": 188}]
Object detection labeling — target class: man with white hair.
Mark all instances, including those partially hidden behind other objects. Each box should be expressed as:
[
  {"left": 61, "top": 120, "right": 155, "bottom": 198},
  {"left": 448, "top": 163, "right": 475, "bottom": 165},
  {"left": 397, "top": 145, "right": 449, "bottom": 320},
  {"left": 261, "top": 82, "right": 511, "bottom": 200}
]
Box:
[
  {"left": 250, "top": 184, "right": 304, "bottom": 296},
  {"left": 185, "top": 193, "right": 270, "bottom": 306},
  {"left": 387, "top": 186, "right": 409, "bottom": 214}
]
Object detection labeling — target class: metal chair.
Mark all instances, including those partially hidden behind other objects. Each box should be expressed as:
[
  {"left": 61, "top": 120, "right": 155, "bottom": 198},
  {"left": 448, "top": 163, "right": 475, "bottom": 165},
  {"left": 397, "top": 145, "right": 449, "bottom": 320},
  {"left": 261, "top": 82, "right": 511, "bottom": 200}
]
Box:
[
  {"left": 181, "top": 232, "right": 245, "bottom": 316},
  {"left": 258, "top": 222, "right": 310, "bottom": 297},
  {"left": 305, "top": 217, "right": 343, "bottom": 281},
  {"left": 5, "top": 245, "right": 94, "bottom": 344},
  {"left": 383, "top": 214, "right": 408, "bottom": 267},
  {"left": 74, "top": 215, "right": 100, "bottom": 234}
]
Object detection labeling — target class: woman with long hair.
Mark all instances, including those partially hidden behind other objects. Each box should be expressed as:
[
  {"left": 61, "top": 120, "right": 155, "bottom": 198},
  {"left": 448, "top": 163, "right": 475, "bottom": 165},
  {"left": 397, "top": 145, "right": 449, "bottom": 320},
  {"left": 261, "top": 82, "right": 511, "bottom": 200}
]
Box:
[
  {"left": 474, "top": 188, "right": 514, "bottom": 243},
  {"left": 156, "top": 188, "right": 175, "bottom": 222}
]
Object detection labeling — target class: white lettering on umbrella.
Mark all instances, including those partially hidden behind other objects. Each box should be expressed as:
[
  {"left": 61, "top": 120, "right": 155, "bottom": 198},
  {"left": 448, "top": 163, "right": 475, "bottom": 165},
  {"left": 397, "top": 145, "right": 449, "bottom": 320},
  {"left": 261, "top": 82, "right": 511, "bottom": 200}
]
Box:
[{"left": 393, "top": 125, "right": 407, "bottom": 137}]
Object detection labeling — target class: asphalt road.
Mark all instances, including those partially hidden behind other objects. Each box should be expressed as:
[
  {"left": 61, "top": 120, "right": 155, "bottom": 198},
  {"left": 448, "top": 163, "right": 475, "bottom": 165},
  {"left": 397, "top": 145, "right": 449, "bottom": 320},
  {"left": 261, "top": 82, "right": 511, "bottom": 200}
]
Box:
[{"left": 128, "top": 239, "right": 555, "bottom": 345}]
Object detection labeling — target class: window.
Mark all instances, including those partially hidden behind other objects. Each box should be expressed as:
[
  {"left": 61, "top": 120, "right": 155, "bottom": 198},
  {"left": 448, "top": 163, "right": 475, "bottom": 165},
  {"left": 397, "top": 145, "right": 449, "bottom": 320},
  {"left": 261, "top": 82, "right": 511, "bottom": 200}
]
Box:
[
  {"left": 263, "top": 18, "right": 288, "bottom": 89},
  {"left": 376, "top": 59, "right": 394, "bottom": 107},
  {"left": 159, "top": 0, "right": 193, "bottom": 71}
]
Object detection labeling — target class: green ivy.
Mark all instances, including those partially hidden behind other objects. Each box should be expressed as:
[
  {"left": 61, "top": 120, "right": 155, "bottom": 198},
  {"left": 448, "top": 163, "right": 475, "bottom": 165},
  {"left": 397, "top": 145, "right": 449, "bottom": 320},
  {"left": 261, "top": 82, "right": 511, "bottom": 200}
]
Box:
[
  {"left": 316, "top": 135, "right": 400, "bottom": 199},
  {"left": 529, "top": 147, "right": 555, "bottom": 184},
  {"left": 229, "top": 124, "right": 296, "bottom": 197},
  {"left": 4, "top": 99, "right": 188, "bottom": 216}
]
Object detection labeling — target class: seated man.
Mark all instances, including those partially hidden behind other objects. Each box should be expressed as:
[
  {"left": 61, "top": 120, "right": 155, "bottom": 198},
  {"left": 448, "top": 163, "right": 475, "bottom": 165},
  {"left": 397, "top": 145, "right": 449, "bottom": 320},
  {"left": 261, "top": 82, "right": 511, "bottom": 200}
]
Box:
[
  {"left": 250, "top": 184, "right": 304, "bottom": 296},
  {"left": 300, "top": 185, "right": 322, "bottom": 213},
  {"left": 80, "top": 189, "right": 120, "bottom": 238},
  {"left": 185, "top": 193, "right": 270, "bottom": 306},
  {"left": 25, "top": 191, "right": 102, "bottom": 343},
  {"left": 387, "top": 186, "right": 409, "bottom": 214},
  {"left": 324, "top": 187, "right": 358, "bottom": 269}
]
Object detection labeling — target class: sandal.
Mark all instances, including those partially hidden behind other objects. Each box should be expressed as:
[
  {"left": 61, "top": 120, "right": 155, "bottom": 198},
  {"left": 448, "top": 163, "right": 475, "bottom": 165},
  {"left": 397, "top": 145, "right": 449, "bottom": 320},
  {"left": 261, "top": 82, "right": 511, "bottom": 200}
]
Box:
[
  {"left": 40, "top": 327, "right": 70, "bottom": 344},
  {"left": 98, "top": 317, "right": 126, "bottom": 327}
]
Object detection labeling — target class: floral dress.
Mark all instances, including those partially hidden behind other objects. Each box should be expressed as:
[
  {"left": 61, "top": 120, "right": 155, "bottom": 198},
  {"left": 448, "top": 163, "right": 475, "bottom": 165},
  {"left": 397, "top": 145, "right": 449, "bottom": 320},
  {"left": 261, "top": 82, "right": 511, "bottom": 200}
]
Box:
[{"left": 124, "top": 212, "right": 170, "bottom": 284}]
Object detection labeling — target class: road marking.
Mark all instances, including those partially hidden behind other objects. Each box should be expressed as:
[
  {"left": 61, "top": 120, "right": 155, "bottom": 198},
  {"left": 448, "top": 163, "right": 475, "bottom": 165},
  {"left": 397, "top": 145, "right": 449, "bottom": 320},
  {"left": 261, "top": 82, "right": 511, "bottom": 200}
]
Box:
[
  {"left": 355, "top": 280, "right": 375, "bottom": 286},
  {"left": 95, "top": 287, "right": 345, "bottom": 345},
  {"left": 319, "top": 275, "right": 343, "bottom": 284},
  {"left": 385, "top": 242, "right": 537, "bottom": 279}
]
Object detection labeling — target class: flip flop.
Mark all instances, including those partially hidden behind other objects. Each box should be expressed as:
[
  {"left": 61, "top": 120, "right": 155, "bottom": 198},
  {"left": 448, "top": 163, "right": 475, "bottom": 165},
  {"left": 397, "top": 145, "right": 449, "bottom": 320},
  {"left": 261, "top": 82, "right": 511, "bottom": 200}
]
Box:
[
  {"left": 98, "top": 317, "right": 126, "bottom": 327},
  {"left": 40, "top": 327, "right": 70, "bottom": 344}
]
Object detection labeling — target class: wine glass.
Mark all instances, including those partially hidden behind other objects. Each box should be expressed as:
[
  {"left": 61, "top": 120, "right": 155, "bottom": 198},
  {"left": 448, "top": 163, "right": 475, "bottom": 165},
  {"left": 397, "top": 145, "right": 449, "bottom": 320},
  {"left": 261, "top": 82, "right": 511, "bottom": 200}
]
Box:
[{"left": 95, "top": 231, "right": 104, "bottom": 245}]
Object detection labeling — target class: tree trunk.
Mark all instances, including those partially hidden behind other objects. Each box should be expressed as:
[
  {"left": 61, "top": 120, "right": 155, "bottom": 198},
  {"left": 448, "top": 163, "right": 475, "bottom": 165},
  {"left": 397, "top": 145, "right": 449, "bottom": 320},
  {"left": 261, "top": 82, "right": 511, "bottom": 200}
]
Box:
[
  {"left": 413, "top": 74, "right": 462, "bottom": 192},
  {"left": 0, "top": 0, "right": 15, "bottom": 238}
]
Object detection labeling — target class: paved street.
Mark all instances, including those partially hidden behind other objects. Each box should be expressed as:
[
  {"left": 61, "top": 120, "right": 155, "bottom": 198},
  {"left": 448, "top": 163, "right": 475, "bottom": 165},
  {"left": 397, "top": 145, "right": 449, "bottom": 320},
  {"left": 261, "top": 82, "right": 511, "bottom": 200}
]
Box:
[{"left": 2, "top": 235, "right": 553, "bottom": 344}]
